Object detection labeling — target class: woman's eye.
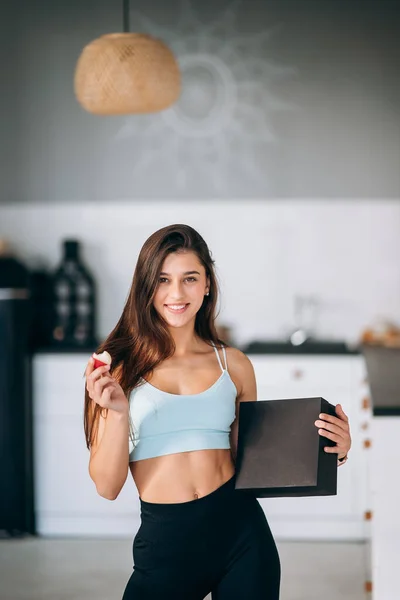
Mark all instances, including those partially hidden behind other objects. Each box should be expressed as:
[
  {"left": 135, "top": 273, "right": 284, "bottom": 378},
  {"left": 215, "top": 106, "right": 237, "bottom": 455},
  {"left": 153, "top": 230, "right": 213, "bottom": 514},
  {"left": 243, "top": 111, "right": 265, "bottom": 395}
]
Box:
[{"left": 158, "top": 277, "right": 197, "bottom": 284}]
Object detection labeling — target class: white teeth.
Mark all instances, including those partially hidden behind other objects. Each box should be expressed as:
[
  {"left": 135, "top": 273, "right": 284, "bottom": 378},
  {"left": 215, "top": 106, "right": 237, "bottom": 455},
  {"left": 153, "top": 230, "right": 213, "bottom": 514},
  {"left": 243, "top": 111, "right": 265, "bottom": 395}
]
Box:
[{"left": 167, "top": 305, "right": 186, "bottom": 310}]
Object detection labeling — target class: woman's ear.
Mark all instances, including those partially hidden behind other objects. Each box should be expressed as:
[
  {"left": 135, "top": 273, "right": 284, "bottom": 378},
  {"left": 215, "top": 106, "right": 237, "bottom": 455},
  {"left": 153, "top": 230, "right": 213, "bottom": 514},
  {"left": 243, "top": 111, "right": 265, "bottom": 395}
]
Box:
[{"left": 205, "top": 277, "right": 210, "bottom": 295}]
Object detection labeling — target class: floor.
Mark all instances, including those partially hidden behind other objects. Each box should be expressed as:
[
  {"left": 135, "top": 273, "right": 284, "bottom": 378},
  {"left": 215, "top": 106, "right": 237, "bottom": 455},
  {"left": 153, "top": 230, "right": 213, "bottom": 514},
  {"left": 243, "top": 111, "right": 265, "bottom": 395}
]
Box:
[{"left": 0, "top": 537, "right": 368, "bottom": 600}]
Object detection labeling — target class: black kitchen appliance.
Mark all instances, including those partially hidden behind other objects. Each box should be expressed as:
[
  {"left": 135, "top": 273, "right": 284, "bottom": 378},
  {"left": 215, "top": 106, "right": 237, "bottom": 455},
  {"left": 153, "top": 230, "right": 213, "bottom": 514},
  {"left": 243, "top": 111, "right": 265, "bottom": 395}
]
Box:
[{"left": 0, "top": 242, "right": 35, "bottom": 535}]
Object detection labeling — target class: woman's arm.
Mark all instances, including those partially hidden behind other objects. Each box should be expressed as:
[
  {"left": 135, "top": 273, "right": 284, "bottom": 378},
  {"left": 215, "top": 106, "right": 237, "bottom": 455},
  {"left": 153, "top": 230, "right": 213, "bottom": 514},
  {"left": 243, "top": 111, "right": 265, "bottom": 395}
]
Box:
[
  {"left": 85, "top": 359, "right": 130, "bottom": 500},
  {"left": 88, "top": 408, "right": 130, "bottom": 500},
  {"left": 228, "top": 349, "right": 257, "bottom": 463}
]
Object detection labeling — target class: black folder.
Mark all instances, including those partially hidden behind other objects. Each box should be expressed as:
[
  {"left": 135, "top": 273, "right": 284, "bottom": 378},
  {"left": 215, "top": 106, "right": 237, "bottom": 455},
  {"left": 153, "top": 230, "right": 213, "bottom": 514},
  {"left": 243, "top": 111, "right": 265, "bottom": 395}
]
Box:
[{"left": 234, "top": 397, "right": 338, "bottom": 497}]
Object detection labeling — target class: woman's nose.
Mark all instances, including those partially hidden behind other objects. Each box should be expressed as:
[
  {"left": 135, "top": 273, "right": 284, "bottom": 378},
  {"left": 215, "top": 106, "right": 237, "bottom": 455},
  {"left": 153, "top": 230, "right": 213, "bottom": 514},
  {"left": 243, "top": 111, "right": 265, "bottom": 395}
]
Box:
[{"left": 169, "top": 282, "right": 184, "bottom": 299}]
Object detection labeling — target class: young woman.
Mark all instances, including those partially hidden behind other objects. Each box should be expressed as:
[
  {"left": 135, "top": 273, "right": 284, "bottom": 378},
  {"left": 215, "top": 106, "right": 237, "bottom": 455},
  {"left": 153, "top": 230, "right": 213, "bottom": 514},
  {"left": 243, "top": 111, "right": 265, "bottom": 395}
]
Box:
[{"left": 84, "top": 224, "right": 351, "bottom": 600}]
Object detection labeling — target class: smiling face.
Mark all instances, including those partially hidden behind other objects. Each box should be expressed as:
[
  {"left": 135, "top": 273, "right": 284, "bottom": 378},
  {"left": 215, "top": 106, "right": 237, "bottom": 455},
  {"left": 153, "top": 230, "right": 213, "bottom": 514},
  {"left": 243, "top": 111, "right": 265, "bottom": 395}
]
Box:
[{"left": 153, "top": 250, "right": 210, "bottom": 329}]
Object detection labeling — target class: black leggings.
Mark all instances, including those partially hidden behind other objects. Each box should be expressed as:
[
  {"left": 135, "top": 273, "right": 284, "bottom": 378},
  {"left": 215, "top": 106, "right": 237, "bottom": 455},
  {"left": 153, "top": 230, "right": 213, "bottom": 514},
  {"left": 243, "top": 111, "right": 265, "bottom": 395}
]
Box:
[{"left": 122, "top": 475, "right": 280, "bottom": 599}]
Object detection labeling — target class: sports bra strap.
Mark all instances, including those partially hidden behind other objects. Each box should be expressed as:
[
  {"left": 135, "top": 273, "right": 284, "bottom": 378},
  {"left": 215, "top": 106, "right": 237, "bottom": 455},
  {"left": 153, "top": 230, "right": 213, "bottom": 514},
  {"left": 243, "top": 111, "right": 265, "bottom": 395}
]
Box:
[
  {"left": 212, "top": 343, "right": 228, "bottom": 373},
  {"left": 222, "top": 346, "right": 228, "bottom": 371}
]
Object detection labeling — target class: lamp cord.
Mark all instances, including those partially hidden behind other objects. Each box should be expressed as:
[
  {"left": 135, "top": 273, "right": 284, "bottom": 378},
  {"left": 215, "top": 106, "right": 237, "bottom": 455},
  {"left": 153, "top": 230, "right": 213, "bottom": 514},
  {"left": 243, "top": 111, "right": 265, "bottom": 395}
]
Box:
[{"left": 123, "top": 0, "right": 130, "bottom": 33}]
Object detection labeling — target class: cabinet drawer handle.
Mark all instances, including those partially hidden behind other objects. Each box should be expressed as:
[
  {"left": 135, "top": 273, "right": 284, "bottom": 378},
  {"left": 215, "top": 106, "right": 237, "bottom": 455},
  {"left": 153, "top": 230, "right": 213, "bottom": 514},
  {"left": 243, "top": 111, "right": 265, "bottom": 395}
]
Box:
[
  {"left": 363, "top": 439, "right": 372, "bottom": 449},
  {"left": 362, "top": 397, "right": 370, "bottom": 410},
  {"left": 292, "top": 369, "right": 304, "bottom": 380},
  {"left": 364, "top": 581, "right": 373, "bottom": 593}
]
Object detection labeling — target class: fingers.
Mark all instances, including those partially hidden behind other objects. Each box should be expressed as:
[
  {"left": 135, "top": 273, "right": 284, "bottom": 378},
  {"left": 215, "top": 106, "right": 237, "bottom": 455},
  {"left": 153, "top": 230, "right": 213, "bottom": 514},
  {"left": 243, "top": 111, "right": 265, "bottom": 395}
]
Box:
[
  {"left": 317, "top": 428, "right": 341, "bottom": 444},
  {"left": 324, "top": 443, "right": 349, "bottom": 456},
  {"left": 93, "top": 375, "right": 114, "bottom": 401},
  {"left": 318, "top": 411, "right": 350, "bottom": 433},
  {"left": 88, "top": 375, "right": 114, "bottom": 408},
  {"left": 314, "top": 420, "right": 344, "bottom": 437},
  {"left": 316, "top": 406, "right": 352, "bottom": 456},
  {"left": 335, "top": 403, "right": 349, "bottom": 423},
  {"left": 324, "top": 445, "right": 341, "bottom": 454},
  {"left": 86, "top": 364, "right": 111, "bottom": 399},
  {"left": 90, "top": 363, "right": 111, "bottom": 379},
  {"left": 85, "top": 356, "right": 94, "bottom": 378}
]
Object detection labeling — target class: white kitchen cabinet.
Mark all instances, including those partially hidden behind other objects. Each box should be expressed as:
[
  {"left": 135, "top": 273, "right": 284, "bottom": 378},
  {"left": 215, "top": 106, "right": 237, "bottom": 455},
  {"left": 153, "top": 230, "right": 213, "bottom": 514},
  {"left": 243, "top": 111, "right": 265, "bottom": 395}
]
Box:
[
  {"left": 370, "top": 417, "right": 400, "bottom": 600},
  {"left": 248, "top": 355, "right": 372, "bottom": 541},
  {"left": 32, "top": 352, "right": 372, "bottom": 540},
  {"left": 32, "top": 354, "right": 140, "bottom": 537}
]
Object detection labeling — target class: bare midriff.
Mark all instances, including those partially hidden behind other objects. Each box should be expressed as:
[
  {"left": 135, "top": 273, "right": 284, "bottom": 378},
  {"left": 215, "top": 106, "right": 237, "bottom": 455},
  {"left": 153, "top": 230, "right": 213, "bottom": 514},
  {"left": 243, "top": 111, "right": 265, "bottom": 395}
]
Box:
[{"left": 129, "top": 448, "right": 235, "bottom": 503}]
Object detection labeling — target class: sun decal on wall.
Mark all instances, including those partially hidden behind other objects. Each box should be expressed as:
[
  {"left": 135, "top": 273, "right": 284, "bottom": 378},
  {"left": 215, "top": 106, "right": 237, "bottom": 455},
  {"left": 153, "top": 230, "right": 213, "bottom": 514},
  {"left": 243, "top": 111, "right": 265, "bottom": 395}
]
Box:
[{"left": 114, "top": 0, "right": 296, "bottom": 196}]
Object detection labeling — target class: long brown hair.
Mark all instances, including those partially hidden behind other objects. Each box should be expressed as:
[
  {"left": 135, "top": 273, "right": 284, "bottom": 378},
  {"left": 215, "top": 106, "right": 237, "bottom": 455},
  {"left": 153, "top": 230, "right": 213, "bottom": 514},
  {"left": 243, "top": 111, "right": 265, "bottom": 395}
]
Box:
[{"left": 84, "top": 224, "right": 226, "bottom": 449}]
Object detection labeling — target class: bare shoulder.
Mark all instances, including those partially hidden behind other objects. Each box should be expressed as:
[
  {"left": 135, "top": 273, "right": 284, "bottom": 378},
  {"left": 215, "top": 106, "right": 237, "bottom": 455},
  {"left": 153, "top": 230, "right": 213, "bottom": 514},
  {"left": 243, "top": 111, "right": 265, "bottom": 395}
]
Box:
[
  {"left": 225, "top": 346, "right": 256, "bottom": 400},
  {"left": 225, "top": 346, "right": 254, "bottom": 374}
]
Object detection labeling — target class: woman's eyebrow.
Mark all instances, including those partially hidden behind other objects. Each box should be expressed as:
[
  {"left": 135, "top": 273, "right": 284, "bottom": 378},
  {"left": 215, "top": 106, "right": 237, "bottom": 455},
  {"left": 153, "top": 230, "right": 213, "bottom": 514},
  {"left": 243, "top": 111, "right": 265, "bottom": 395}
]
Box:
[{"left": 159, "top": 270, "right": 201, "bottom": 276}]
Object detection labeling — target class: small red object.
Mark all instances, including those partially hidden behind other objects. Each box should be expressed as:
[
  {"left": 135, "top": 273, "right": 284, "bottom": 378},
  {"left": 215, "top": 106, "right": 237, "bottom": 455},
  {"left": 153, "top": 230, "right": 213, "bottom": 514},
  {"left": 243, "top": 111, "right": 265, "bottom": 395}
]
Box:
[{"left": 93, "top": 351, "right": 112, "bottom": 370}]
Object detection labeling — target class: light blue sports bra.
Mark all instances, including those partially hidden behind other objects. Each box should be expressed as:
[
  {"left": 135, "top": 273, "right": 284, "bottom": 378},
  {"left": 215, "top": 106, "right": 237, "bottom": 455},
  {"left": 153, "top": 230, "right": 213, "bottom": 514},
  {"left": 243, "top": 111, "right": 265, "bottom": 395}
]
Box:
[{"left": 128, "top": 344, "right": 238, "bottom": 462}]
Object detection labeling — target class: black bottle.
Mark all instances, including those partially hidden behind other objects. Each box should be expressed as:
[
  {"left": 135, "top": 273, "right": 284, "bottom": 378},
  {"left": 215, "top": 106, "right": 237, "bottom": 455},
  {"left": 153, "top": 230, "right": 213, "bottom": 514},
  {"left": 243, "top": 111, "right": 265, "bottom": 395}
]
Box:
[
  {"left": 50, "top": 240, "right": 97, "bottom": 348},
  {"left": 29, "top": 268, "right": 53, "bottom": 350}
]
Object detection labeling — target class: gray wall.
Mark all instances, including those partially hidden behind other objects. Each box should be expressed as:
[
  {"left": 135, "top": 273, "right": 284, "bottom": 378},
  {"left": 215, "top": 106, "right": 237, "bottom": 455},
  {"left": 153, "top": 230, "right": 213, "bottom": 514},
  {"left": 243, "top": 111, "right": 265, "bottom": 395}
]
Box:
[
  {"left": 1, "top": 1, "right": 20, "bottom": 201},
  {"left": 2, "top": 0, "right": 399, "bottom": 202}
]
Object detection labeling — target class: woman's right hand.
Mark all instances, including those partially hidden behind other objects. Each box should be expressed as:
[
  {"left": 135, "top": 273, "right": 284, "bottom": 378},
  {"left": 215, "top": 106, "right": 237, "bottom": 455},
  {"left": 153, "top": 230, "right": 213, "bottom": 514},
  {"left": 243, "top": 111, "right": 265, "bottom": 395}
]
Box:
[{"left": 85, "top": 357, "right": 129, "bottom": 414}]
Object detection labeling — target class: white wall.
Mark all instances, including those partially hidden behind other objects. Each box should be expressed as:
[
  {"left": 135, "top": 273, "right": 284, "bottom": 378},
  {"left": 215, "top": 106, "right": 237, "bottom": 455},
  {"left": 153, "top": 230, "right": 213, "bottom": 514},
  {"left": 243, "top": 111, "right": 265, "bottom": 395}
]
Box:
[{"left": 2, "top": 198, "right": 400, "bottom": 346}]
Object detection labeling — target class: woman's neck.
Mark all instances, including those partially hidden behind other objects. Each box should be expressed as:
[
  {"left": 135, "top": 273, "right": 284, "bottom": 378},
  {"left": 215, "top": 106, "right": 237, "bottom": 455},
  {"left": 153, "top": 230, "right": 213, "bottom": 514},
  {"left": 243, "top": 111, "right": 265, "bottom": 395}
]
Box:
[{"left": 168, "top": 325, "right": 203, "bottom": 357}]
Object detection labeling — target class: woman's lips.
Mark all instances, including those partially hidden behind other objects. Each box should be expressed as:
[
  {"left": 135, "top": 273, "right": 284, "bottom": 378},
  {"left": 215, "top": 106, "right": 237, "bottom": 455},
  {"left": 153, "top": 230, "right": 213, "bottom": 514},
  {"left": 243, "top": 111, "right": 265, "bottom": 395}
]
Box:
[{"left": 165, "top": 304, "right": 189, "bottom": 314}]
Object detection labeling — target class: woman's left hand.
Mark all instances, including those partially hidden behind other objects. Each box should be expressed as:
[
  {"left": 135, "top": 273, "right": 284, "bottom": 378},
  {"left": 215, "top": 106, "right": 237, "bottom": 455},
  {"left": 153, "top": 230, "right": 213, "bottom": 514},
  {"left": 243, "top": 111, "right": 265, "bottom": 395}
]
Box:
[{"left": 315, "top": 404, "right": 352, "bottom": 462}]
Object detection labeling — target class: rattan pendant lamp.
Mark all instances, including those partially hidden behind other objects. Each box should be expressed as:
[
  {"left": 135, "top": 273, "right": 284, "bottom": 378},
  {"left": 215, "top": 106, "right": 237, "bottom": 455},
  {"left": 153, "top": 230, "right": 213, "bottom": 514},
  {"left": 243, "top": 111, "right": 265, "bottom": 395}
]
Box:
[{"left": 74, "top": 0, "right": 181, "bottom": 115}]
